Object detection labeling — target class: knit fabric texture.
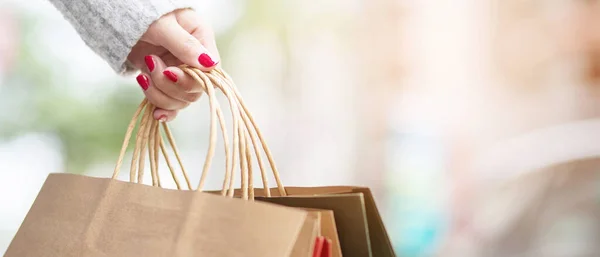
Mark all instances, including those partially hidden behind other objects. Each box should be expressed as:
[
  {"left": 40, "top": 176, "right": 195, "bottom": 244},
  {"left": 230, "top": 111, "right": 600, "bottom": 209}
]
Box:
[{"left": 48, "top": 0, "right": 193, "bottom": 74}]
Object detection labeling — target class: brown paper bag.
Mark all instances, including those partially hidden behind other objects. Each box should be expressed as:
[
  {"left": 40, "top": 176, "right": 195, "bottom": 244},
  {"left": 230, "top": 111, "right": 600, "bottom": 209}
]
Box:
[
  {"left": 285, "top": 187, "right": 394, "bottom": 257},
  {"left": 220, "top": 187, "right": 395, "bottom": 257},
  {"left": 6, "top": 68, "right": 323, "bottom": 257},
  {"left": 5, "top": 174, "right": 313, "bottom": 257}
]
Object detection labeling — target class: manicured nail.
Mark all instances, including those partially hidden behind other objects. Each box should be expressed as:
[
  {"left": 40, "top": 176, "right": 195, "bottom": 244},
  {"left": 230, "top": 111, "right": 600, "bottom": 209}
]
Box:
[
  {"left": 158, "top": 115, "right": 167, "bottom": 122},
  {"left": 136, "top": 74, "right": 149, "bottom": 91},
  {"left": 144, "top": 55, "right": 155, "bottom": 72},
  {"left": 198, "top": 53, "right": 217, "bottom": 67},
  {"left": 163, "top": 70, "right": 178, "bottom": 82}
]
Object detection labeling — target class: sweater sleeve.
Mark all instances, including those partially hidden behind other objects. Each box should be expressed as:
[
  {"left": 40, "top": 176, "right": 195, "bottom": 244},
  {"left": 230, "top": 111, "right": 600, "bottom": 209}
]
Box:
[{"left": 48, "top": 0, "right": 193, "bottom": 74}]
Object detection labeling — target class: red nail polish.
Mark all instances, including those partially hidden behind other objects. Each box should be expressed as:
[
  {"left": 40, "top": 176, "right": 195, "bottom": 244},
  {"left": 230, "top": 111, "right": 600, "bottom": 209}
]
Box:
[
  {"left": 136, "top": 74, "right": 149, "bottom": 91},
  {"left": 144, "top": 56, "right": 155, "bottom": 72},
  {"left": 163, "top": 70, "right": 178, "bottom": 82},
  {"left": 198, "top": 53, "right": 217, "bottom": 67}
]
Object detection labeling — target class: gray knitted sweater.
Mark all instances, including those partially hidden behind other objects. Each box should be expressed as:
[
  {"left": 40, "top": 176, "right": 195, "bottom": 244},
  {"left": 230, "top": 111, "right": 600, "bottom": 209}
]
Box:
[{"left": 48, "top": 0, "right": 193, "bottom": 74}]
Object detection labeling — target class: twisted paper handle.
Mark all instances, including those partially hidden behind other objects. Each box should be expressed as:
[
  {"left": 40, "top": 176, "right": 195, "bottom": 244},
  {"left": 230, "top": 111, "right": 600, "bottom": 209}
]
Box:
[{"left": 111, "top": 67, "right": 286, "bottom": 198}]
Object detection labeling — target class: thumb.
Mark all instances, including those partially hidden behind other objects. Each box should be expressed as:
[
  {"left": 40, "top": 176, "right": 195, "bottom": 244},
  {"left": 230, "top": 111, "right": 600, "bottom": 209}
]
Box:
[{"left": 155, "top": 23, "right": 219, "bottom": 71}]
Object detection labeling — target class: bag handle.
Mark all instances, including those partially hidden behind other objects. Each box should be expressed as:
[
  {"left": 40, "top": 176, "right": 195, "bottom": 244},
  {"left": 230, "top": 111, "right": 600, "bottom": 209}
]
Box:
[{"left": 111, "top": 67, "right": 286, "bottom": 198}]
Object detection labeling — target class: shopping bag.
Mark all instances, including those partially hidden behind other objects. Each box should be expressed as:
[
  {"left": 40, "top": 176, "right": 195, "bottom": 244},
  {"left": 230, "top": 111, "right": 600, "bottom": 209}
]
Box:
[
  {"left": 222, "top": 187, "right": 395, "bottom": 257},
  {"left": 5, "top": 67, "right": 322, "bottom": 257},
  {"left": 5, "top": 174, "right": 312, "bottom": 257}
]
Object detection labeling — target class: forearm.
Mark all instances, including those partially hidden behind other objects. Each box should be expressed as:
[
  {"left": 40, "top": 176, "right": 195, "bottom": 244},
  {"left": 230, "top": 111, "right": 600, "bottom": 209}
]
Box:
[{"left": 48, "top": 0, "right": 192, "bottom": 74}]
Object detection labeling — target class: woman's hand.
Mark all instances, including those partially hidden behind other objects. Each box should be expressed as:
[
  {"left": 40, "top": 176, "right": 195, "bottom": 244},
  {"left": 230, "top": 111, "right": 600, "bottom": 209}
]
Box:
[{"left": 127, "top": 8, "right": 219, "bottom": 122}]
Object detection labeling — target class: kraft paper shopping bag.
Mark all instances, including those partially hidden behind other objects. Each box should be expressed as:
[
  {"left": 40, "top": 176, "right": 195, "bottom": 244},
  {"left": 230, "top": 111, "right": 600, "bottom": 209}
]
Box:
[
  {"left": 5, "top": 174, "right": 311, "bottom": 257},
  {"left": 285, "top": 187, "right": 394, "bottom": 257},
  {"left": 219, "top": 187, "right": 395, "bottom": 257}
]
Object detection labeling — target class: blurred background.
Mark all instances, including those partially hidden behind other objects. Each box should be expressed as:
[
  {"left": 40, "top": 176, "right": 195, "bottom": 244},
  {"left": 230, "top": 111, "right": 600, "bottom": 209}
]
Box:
[{"left": 1, "top": 0, "right": 600, "bottom": 256}]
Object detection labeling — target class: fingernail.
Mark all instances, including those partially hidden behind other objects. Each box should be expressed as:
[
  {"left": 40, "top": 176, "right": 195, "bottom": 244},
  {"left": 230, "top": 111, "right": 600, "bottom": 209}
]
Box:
[
  {"left": 198, "top": 53, "right": 217, "bottom": 67},
  {"left": 144, "top": 55, "right": 155, "bottom": 72},
  {"left": 163, "top": 70, "right": 178, "bottom": 82},
  {"left": 158, "top": 115, "right": 167, "bottom": 122},
  {"left": 136, "top": 74, "right": 149, "bottom": 91}
]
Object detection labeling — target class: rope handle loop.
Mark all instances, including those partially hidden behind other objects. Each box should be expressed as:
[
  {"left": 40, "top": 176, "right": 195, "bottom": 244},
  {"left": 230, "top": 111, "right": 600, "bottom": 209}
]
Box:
[{"left": 111, "top": 67, "right": 286, "bottom": 198}]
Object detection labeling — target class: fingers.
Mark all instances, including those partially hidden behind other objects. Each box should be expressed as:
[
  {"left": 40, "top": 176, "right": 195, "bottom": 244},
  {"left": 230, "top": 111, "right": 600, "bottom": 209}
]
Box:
[
  {"left": 137, "top": 55, "right": 204, "bottom": 121},
  {"left": 143, "top": 55, "right": 204, "bottom": 103},
  {"left": 151, "top": 17, "right": 219, "bottom": 72},
  {"left": 136, "top": 73, "right": 189, "bottom": 111},
  {"left": 132, "top": 9, "right": 219, "bottom": 122}
]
